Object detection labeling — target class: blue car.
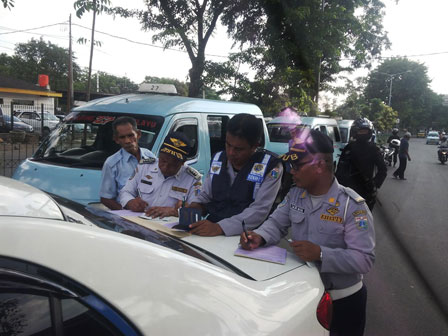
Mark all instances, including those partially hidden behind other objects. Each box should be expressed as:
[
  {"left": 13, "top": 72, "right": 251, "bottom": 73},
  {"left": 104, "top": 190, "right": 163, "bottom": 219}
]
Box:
[{"left": 13, "top": 84, "right": 275, "bottom": 204}]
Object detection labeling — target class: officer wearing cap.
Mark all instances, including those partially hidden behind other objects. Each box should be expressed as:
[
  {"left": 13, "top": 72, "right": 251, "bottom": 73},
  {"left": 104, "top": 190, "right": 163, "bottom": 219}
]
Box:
[
  {"left": 119, "top": 132, "right": 202, "bottom": 218},
  {"left": 100, "top": 116, "right": 156, "bottom": 210},
  {"left": 188, "top": 113, "right": 283, "bottom": 236},
  {"left": 240, "top": 128, "right": 375, "bottom": 336}
]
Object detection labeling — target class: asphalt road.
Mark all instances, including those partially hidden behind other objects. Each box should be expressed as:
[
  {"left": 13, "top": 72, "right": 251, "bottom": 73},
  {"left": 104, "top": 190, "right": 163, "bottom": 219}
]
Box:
[{"left": 365, "top": 138, "right": 448, "bottom": 335}]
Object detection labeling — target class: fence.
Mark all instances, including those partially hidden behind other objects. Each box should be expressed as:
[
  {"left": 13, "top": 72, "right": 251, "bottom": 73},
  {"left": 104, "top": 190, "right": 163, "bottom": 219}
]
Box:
[{"left": 0, "top": 125, "right": 40, "bottom": 177}]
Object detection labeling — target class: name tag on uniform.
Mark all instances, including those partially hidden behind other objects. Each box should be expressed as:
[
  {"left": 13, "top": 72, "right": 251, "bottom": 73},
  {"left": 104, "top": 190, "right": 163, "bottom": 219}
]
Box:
[
  {"left": 172, "top": 186, "right": 188, "bottom": 193},
  {"left": 210, "top": 161, "right": 222, "bottom": 175},
  {"left": 247, "top": 163, "right": 266, "bottom": 183},
  {"left": 140, "top": 179, "right": 152, "bottom": 185},
  {"left": 290, "top": 204, "right": 305, "bottom": 213}
]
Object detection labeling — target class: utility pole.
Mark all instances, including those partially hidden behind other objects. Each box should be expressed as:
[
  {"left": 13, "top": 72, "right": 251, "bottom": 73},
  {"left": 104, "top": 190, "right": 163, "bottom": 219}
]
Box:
[
  {"left": 67, "top": 14, "right": 73, "bottom": 113},
  {"left": 86, "top": 0, "right": 97, "bottom": 102},
  {"left": 378, "top": 70, "right": 411, "bottom": 107},
  {"left": 315, "top": 0, "right": 325, "bottom": 109}
]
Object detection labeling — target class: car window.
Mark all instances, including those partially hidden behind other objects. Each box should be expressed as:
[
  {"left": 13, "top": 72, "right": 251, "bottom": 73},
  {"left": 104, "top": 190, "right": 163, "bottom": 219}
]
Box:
[
  {"left": 208, "top": 115, "right": 229, "bottom": 155},
  {"left": 0, "top": 260, "right": 139, "bottom": 336},
  {"left": 170, "top": 117, "right": 198, "bottom": 159},
  {"left": 267, "top": 123, "right": 294, "bottom": 143}
]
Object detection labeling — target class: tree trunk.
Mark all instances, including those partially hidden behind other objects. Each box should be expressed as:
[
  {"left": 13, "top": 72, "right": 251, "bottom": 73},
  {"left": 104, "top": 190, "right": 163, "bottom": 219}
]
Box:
[{"left": 188, "top": 54, "right": 205, "bottom": 98}]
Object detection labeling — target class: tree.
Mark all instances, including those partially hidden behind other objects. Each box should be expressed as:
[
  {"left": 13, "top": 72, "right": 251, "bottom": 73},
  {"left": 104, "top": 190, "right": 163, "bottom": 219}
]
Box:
[
  {"left": 74, "top": 70, "right": 138, "bottom": 94},
  {"left": 1, "top": 0, "right": 14, "bottom": 9},
  {"left": 74, "top": 0, "right": 239, "bottom": 98},
  {"left": 365, "top": 58, "right": 434, "bottom": 131},
  {"left": 0, "top": 38, "right": 82, "bottom": 90},
  {"left": 362, "top": 98, "right": 398, "bottom": 132},
  {"left": 205, "top": 0, "right": 389, "bottom": 114}
]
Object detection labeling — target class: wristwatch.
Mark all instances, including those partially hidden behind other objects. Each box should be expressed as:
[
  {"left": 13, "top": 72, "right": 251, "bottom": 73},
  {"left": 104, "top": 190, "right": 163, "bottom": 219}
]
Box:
[{"left": 319, "top": 250, "right": 323, "bottom": 261}]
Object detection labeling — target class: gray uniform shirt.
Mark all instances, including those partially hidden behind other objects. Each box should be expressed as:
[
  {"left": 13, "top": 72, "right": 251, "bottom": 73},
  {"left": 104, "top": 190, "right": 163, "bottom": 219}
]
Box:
[
  {"left": 192, "top": 161, "right": 283, "bottom": 236},
  {"left": 119, "top": 159, "right": 202, "bottom": 208},
  {"left": 255, "top": 178, "right": 375, "bottom": 290}
]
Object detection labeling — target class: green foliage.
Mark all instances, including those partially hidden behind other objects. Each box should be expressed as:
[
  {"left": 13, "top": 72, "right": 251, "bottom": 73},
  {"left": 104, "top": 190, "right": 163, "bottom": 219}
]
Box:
[
  {"left": 73, "top": 0, "right": 111, "bottom": 18},
  {"left": 364, "top": 58, "right": 442, "bottom": 131},
  {"left": 363, "top": 98, "right": 398, "bottom": 131},
  {"left": 75, "top": 70, "right": 138, "bottom": 94},
  {"left": 0, "top": 38, "right": 82, "bottom": 90},
  {"left": 1, "top": 0, "right": 14, "bottom": 9}
]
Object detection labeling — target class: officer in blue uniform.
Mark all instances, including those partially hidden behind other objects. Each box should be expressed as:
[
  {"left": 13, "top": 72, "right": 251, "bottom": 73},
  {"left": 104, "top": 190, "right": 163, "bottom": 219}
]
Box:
[
  {"left": 100, "top": 116, "right": 155, "bottom": 210},
  {"left": 240, "top": 129, "right": 375, "bottom": 336},
  {"left": 189, "top": 113, "right": 283, "bottom": 236},
  {"left": 119, "top": 132, "right": 202, "bottom": 218}
]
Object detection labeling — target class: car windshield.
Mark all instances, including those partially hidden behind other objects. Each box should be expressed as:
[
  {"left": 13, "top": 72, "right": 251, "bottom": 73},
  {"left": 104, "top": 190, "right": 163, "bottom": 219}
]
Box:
[
  {"left": 428, "top": 132, "right": 439, "bottom": 137},
  {"left": 43, "top": 112, "right": 59, "bottom": 121},
  {"left": 2, "top": 115, "right": 22, "bottom": 122},
  {"left": 32, "top": 111, "right": 164, "bottom": 168},
  {"left": 267, "top": 123, "right": 296, "bottom": 143}
]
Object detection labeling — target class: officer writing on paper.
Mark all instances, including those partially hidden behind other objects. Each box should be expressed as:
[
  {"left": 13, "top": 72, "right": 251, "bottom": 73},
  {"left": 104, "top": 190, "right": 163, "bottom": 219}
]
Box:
[
  {"left": 240, "top": 129, "right": 375, "bottom": 336},
  {"left": 188, "top": 113, "right": 283, "bottom": 236},
  {"left": 119, "top": 132, "right": 202, "bottom": 218},
  {"left": 100, "top": 117, "right": 156, "bottom": 210}
]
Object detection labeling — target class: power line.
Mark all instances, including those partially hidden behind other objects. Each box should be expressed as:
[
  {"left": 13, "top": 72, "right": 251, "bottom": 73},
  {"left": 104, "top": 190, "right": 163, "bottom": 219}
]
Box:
[
  {"left": 0, "top": 22, "right": 67, "bottom": 35},
  {"left": 71, "top": 22, "right": 229, "bottom": 59}
]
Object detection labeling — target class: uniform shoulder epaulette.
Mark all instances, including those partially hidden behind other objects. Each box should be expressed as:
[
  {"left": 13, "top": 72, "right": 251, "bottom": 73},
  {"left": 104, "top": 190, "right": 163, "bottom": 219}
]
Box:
[
  {"left": 139, "top": 157, "right": 156, "bottom": 164},
  {"left": 186, "top": 166, "right": 202, "bottom": 180},
  {"left": 342, "top": 186, "right": 365, "bottom": 204}
]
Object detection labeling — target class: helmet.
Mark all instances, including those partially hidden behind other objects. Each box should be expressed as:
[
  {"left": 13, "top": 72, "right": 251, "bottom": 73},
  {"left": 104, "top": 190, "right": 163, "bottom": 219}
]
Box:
[
  {"left": 352, "top": 117, "right": 373, "bottom": 141},
  {"left": 390, "top": 139, "right": 401, "bottom": 147},
  {"left": 392, "top": 128, "right": 399, "bottom": 135}
]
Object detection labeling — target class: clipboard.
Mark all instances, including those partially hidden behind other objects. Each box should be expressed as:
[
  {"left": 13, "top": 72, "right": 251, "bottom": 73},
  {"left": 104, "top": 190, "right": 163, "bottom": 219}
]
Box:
[{"left": 173, "top": 207, "right": 202, "bottom": 230}]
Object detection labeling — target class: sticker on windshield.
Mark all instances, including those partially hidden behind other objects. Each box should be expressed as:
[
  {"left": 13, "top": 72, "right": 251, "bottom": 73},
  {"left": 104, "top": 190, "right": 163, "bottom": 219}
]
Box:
[{"left": 93, "top": 116, "right": 116, "bottom": 125}]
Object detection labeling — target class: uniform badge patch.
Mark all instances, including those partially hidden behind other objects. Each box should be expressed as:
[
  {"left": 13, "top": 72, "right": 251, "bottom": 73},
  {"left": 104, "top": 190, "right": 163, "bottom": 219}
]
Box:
[
  {"left": 140, "top": 179, "right": 152, "bottom": 185},
  {"left": 335, "top": 201, "right": 340, "bottom": 206},
  {"left": 278, "top": 196, "right": 289, "bottom": 208},
  {"left": 253, "top": 163, "right": 264, "bottom": 173},
  {"left": 352, "top": 209, "right": 367, "bottom": 216},
  {"left": 247, "top": 163, "right": 266, "bottom": 183},
  {"left": 145, "top": 175, "right": 152, "bottom": 180},
  {"left": 172, "top": 186, "right": 188, "bottom": 193},
  {"left": 328, "top": 197, "right": 335, "bottom": 203},
  {"left": 270, "top": 167, "right": 280, "bottom": 179},
  {"left": 326, "top": 206, "right": 339, "bottom": 215},
  {"left": 210, "top": 161, "right": 222, "bottom": 175},
  {"left": 355, "top": 216, "right": 368, "bottom": 230},
  {"left": 320, "top": 214, "right": 343, "bottom": 223}
]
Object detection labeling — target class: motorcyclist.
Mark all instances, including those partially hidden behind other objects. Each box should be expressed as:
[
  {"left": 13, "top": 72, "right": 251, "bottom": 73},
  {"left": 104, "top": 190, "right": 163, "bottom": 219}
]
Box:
[
  {"left": 387, "top": 128, "right": 400, "bottom": 167},
  {"left": 438, "top": 135, "right": 448, "bottom": 162},
  {"left": 335, "top": 117, "right": 387, "bottom": 210}
]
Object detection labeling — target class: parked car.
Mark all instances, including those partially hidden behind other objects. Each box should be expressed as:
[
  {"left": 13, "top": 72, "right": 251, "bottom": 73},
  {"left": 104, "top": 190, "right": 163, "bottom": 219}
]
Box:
[
  {"left": 13, "top": 84, "right": 276, "bottom": 204},
  {"left": 1, "top": 114, "right": 34, "bottom": 133},
  {"left": 0, "top": 176, "right": 331, "bottom": 335},
  {"left": 13, "top": 110, "right": 60, "bottom": 137},
  {"left": 426, "top": 131, "right": 440, "bottom": 144},
  {"left": 267, "top": 116, "right": 343, "bottom": 167}
]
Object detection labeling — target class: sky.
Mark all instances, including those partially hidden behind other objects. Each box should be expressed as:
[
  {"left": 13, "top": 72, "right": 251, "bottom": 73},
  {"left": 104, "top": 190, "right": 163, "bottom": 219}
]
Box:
[{"left": 0, "top": 0, "right": 447, "bottom": 106}]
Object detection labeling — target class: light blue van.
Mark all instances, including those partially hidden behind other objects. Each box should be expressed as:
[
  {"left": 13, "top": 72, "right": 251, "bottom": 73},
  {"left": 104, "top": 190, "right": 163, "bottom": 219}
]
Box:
[
  {"left": 266, "top": 116, "right": 343, "bottom": 167},
  {"left": 13, "top": 85, "right": 273, "bottom": 204}
]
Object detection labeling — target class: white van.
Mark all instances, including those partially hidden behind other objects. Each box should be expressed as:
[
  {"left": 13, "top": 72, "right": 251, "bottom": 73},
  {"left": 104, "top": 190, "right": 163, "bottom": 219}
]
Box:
[{"left": 267, "top": 116, "right": 343, "bottom": 166}]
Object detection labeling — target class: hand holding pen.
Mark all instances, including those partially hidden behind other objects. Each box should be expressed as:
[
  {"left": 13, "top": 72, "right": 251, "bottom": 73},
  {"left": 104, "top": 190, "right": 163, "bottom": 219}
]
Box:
[{"left": 240, "top": 220, "right": 264, "bottom": 250}]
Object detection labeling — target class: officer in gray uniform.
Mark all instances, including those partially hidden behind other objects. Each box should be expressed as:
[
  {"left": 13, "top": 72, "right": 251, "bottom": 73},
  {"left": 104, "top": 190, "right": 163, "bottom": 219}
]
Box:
[
  {"left": 119, "top": 132, "right": 202, "bottom": 218},
  {"left": 240, "top": 129, "right": 375, "bottom": 336}
]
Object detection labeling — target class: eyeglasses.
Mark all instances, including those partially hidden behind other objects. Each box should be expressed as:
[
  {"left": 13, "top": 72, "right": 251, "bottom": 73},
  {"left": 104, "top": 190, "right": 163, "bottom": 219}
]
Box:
[{"left": 290, "top": 159, "right": 314, "bottom": 171}]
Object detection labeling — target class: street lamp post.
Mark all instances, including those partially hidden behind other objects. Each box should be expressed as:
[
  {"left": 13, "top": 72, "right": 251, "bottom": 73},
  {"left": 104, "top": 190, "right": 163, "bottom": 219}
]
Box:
[{"left": 378, "top": 70, "right": 411, "bottom": 106}]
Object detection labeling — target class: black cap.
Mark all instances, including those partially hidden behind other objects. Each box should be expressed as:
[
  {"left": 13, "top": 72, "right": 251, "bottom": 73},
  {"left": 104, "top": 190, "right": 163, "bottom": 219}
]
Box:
[
  {"left": 281, "top": 128, "right": 334, "bottom": 164},
  {"left": 159, "top": 132, "right": 192, "bottom": 161}
]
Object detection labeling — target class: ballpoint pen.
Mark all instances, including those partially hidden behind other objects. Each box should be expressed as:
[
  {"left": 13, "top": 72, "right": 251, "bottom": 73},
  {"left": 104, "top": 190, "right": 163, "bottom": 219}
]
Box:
[{"left": 242, "top": 220, "right": 249, "bottom": 238}]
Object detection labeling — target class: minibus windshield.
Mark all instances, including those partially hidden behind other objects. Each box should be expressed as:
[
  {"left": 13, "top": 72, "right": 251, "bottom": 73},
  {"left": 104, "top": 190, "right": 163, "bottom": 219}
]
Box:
[{"left": 32, "top": 112, "right": 164, "bottom": 168}]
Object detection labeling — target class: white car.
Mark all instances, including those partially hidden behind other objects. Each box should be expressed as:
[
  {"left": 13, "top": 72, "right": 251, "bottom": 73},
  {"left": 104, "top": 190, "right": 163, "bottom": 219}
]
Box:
[
  {"left": 13, "top": 111, "right": 60, "bottom": 137},
  {"left": 0, "top": 177, "right": 330, "bottom": 335},
  {"left": 426, "top": 131, "right": 440, "bottom": 145}
]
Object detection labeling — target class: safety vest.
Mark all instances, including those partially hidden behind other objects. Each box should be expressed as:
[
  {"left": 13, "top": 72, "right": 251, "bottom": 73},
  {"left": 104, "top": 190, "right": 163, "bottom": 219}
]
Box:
[{"left": 206, "top": 150, "right": 279, "bottom": 223}]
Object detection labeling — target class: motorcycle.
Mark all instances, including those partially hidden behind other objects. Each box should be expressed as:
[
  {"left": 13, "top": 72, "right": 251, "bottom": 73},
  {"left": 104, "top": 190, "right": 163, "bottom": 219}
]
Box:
[
  {"left": 438, "top": 146, "right": 448, "bottom": 164},
  {"left": 380, "top": 145, "right": 395, "bottom": 166}
]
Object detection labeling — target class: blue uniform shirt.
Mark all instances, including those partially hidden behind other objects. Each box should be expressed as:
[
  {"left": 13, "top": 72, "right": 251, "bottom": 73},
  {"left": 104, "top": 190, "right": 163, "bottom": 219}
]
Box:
[{"left": 100, "top": 147, "right": 155, "bottom": 200}]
